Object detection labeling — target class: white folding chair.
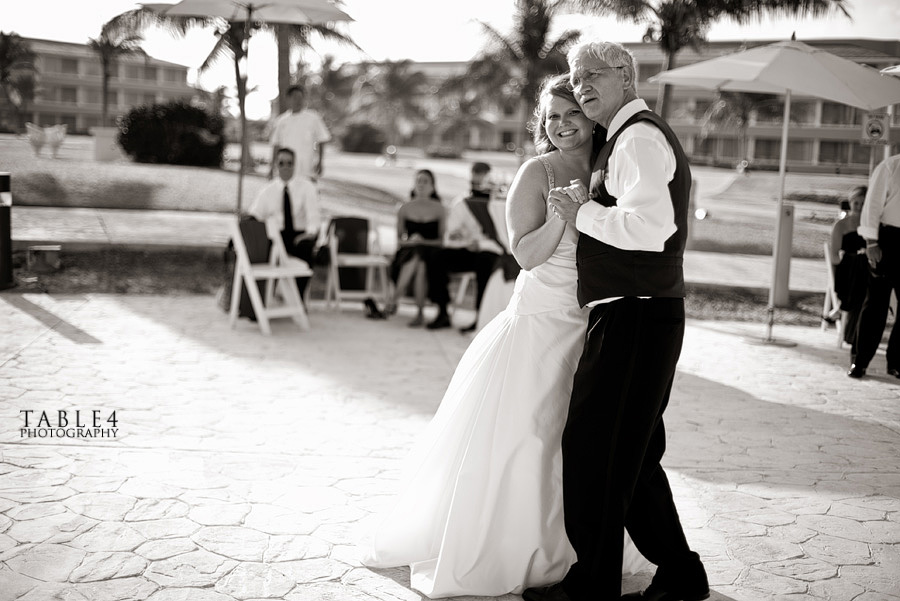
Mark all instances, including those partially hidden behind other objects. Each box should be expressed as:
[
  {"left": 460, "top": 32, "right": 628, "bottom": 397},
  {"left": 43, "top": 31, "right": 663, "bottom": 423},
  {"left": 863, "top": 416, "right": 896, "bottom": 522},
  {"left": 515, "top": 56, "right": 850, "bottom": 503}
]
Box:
[
  {"left": 228, "top": 218, "right": 313, "bottom": 335},
  {"left": 822, "top": 241, "right": 844, "bottom": 347},
  {"left": 324, "top": 217, "right": 390, "bottom": 311}
]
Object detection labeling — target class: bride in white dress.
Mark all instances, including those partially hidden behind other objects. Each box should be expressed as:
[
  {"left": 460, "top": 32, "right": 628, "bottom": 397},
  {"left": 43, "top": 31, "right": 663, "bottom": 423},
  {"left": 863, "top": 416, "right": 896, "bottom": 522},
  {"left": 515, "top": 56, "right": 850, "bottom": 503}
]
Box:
[{"left": 361, "top": 74, "right": 647, "bottom": 598}]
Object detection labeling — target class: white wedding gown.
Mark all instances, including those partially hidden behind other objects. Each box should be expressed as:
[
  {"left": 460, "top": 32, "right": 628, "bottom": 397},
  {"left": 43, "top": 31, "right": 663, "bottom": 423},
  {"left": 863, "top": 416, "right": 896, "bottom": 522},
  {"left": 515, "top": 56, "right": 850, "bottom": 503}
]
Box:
[{"left": 362, "top": 157, "right": 648, "bottom": 598}]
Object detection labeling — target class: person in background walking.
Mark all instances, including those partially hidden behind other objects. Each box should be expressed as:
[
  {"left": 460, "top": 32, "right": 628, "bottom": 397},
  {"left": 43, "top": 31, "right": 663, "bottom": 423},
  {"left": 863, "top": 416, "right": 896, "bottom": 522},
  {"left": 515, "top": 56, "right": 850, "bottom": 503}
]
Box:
[{"left": 848, "top": 153, "right": 900, "bottom": 379}]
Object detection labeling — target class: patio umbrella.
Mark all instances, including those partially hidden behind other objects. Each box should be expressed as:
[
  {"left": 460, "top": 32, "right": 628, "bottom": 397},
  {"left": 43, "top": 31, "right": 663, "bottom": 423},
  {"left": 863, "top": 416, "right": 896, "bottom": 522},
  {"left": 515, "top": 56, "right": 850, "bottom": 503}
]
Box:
[
  {"left": 650, "top": 40, "right": 900, "bottom": 342},
  {"left": 148, "top": 1, "right": 352, "bottom": 212}
]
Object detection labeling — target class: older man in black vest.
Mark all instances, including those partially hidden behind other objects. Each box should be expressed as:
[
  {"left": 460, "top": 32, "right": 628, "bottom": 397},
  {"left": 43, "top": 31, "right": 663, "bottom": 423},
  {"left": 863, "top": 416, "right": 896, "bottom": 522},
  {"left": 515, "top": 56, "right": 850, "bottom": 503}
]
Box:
[{"left": 524, "top": 41, "right": 708, "bottom": 601}]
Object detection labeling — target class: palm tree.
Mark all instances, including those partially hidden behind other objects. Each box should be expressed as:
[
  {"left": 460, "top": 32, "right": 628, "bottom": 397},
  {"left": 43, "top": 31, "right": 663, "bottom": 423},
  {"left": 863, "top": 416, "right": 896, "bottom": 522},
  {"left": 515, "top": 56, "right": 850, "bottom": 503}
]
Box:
[
  {"left": 0, "top": 32, "right": 37, "bottom": 132},
  {"left": 200, "top": 21, "right": 255, "bottom": 174},
  {"left": 573, "top": 0, "right": 851, "bottom": 119},
  {"left": 308, "top": 55, "right": 358, "bottom": 132},
  {"left": 92, "top": 7, "right": 211, "bottom": 128},
  {"left": 88, "top": 18, "right": 146, "bottom": 127},
  {"left": 274, "top": 20, "right": 359, "bottom": 115},
  {"left": 466, "top": 0, "right": 579, "bottom": 151},
  {"left": 355, "top": 60, "right": 428, "bottom": 147}
]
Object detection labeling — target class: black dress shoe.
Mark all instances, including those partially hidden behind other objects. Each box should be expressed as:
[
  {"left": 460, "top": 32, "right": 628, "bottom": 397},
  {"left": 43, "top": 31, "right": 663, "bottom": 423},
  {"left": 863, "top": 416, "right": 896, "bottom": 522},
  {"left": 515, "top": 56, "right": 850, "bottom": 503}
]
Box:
[
  {"left": 847, "top": 364, "right": 866, "bottom": 378},
  {"left": 459, "top": 322, "right": 477, "bottom": 334},
  {"left": 888, "top": 367, "right": 900, "bottom": 379},
  {"left": 621, "top": 582, "right": 710, "bottom": 601},
  {"left": 426, "top": 313, "right": 451, "bottom": 330},
  {"left": 523, "top": 583, "right": 571, "bottom": 601}
]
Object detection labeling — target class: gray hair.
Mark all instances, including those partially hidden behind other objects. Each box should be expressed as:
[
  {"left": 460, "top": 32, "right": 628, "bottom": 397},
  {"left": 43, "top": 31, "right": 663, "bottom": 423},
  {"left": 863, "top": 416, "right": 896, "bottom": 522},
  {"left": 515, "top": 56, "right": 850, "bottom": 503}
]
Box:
[{"left": 567, "top": 41, "right": 638, "bottom": 94}]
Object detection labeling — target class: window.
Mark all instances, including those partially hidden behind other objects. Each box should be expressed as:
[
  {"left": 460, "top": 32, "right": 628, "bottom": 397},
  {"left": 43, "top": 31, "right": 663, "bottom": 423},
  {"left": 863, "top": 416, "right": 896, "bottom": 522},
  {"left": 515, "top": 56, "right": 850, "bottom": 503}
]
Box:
[
  {"left": 60, "top": 114, "right": 77, "bottom": 129},
  {"left": 106, "top": 90, "right": 118, "bottom": 106},
  {"left": 791, "top": 101, "right": 817, "bottom": 125},
  {"left": 144, "top": 66, "right": 157, "bottom": 82},
  {"left": 819, "top": 141, "right": 847, "bottom": 164},
  {"left": 849, "top": 142, "right": 873, "bottom": 165},
  {"left": 144, "top": 93, "right": 156, "bottom": 104},
  {"left": 85, "top": 89, "right": 102, "bottom": 104},
  {"left": 755, "top": 100, "right": 784, "bottom": 125},
  {"left": 61, "top": 58, "right": 79, "bottom": 74},
  {"left": 786, "top": 140, "right": 811, "bottom": 162},
  {"left": 125, "top": 65, "right": 142, "bottom": 80},
  {"left": 754, "top": 138, "right": 781, "bottom": 160},
  {"left": 84, "top": 63, "right": 101, "bottom": 77},
  {"left": 501, "top": 131, "right": 514, "bottom": 146},
  {"left": 163, "top": 68, "right": 182, "bottom": 83},
  {"left": 60, "top": 87, "right": 78, "bottom": 104},
  {"left": 42, "top": 57, "right": 61, "bottom": 73},
  {"left": 719, "top": 137, "right": 740, "bottom": 159},
  {"left": 821, "top": 102, "right": 859, "bottom": 126}
]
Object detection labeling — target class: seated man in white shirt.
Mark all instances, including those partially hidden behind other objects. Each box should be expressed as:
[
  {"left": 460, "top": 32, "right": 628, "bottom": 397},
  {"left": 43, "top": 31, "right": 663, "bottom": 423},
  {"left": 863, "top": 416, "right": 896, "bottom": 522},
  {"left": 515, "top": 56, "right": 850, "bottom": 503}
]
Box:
[
  {"left": 246, "top": 147, "right": 321, "bottom": 299},
  {"left": 425, "top": 162, "right": 504, "bottom": 331}
]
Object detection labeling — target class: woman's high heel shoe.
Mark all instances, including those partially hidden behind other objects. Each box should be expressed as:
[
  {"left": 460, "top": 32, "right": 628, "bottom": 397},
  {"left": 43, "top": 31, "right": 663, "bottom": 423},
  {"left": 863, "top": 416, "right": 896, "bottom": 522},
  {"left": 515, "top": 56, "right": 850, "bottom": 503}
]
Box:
[{"left": 364, "top": 298, "right": 387, "bottom": 320}]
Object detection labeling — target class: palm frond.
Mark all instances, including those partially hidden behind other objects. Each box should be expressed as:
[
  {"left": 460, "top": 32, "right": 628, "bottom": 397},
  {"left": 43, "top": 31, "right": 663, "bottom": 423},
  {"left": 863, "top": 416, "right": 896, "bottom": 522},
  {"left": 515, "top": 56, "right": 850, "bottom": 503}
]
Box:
[
  {"left": 573, "top": 0, "right": 654, "bottom": 22},
  {"left": 475, "top": 20, "right": 523, "bottom": 61}
]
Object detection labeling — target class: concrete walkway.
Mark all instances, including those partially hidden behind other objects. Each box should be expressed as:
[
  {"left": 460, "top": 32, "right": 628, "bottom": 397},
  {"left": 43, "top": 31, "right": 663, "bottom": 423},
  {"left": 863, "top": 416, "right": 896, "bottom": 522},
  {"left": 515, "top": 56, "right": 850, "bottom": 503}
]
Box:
[
  {"left": 10, "top": 205, "right": 828, "bottom": 295},
  {"left": 0, "top": 293, "right": 898, "bottom": 601}
]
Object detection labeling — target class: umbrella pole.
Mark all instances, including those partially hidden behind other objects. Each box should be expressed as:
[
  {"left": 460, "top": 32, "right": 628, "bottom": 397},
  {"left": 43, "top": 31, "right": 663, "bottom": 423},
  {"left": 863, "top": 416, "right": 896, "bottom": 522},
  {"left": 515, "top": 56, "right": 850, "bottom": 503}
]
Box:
[
  {"left": 766, "top": 91, "right": 791, "bottom": 340},
  {"left": 235, "top": 11, "right": 253, "bottom": 215},
  {"left": 749, "top": 89, "right": 797, "bottom": 348}
]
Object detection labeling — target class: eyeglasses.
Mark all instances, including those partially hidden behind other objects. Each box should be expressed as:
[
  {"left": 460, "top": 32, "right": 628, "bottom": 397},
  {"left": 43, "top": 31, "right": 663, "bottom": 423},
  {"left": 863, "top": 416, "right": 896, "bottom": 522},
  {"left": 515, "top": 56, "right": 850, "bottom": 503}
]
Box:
[
  {"left": 570, "top": 66, "right": 624, "bottom": 88},
  {"left": 277, "top": 161, "right": 294, "bottom": 167}
]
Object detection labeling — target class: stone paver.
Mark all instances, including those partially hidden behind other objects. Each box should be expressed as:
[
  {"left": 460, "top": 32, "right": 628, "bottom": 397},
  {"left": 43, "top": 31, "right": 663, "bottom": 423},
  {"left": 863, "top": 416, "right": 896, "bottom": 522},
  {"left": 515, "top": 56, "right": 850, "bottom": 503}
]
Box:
[{"left": 0, "top": 292, "right": 898, "bottom": 601}]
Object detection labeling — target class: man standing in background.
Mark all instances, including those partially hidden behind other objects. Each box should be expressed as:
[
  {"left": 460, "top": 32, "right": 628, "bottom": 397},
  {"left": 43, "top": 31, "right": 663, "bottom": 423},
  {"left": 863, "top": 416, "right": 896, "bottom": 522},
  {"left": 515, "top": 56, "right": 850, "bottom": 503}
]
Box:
[
  {"left": 269, "top": 84, "right": 332, "bottom": 184},
  {"left": 848, "top": 153, "right": 900, "bottom": 379}
]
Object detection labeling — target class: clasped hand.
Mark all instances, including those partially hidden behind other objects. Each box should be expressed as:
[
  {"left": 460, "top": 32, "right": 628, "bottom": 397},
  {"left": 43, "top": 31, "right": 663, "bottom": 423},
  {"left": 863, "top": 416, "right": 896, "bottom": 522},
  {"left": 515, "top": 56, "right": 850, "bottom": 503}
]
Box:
[{"left": 547, "top": 179, "right": 588, "bottom": 224}]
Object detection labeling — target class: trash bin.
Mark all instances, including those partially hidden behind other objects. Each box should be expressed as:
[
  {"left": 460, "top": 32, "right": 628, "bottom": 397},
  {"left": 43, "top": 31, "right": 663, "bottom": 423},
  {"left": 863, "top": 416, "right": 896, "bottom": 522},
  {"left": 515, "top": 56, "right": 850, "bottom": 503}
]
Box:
[{"left": 0, "top": 172, "right": 13, "bottom": 290}]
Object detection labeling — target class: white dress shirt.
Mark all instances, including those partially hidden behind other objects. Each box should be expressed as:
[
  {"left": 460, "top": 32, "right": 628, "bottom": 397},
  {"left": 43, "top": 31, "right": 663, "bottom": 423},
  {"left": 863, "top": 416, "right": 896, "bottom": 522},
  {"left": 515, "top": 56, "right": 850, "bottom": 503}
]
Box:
[
  {"left": 858, "top": 153, "right": 900, "bottom": 241},
  {"left": 443, "top": 194, "right": 505, "bottom": 255},
  {"left": 575, "top": 98, "right": 678, "bottom": 252},
  {"left": 247, "top": 176, "right": 321, "bottom": 240},
  {"left": 269, "top": 108, "right": 331, "bottom": 179}
]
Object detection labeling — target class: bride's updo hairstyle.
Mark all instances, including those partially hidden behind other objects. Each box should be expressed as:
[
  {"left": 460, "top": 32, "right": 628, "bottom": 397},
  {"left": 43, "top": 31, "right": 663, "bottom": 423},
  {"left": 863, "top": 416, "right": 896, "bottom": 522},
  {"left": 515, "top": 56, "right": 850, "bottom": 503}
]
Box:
[{"left": 529, "top": 73, "right": 578, "bottom": 155}]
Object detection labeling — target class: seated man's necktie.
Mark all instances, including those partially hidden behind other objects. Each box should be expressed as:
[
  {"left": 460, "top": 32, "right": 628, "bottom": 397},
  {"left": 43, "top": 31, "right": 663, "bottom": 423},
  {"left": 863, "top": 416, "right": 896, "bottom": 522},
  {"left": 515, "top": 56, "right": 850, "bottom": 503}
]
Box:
[{"left": 282, "top": 185, "right": 296, "bottom": 234}]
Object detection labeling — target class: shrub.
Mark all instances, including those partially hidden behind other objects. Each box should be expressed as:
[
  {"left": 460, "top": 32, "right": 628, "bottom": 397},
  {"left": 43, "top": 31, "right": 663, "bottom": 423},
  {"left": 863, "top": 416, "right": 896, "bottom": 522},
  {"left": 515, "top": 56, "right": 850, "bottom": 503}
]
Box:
[
  {"left": 118, "top": 100, "right": 225, "bottom": 167},
  {"left": 340, "top": 122, "right": 385, "bottom": 154}
]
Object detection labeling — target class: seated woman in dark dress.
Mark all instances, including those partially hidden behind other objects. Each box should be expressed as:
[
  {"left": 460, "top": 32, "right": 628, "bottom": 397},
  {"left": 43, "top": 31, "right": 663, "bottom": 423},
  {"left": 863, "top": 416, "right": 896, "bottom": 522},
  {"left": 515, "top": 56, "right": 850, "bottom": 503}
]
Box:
[
  {"left": 830, "top": 186, "right": 869, "bottom": 345},
  {"left": 386, "top": 170, "right": 446, "bottom": 326}
]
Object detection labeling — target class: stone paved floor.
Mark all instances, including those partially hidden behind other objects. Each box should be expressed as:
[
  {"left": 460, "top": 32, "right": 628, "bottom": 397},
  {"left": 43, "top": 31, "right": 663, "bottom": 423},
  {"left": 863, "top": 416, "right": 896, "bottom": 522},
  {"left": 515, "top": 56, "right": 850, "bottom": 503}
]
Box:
[{"left": 0, "top": 293, "right": 898, "bottom": 601}]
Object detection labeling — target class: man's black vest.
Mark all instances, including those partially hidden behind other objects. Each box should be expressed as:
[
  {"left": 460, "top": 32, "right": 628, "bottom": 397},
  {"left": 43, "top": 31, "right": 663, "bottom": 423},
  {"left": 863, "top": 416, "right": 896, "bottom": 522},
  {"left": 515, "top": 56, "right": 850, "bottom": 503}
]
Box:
[{"left": 576, "top": 110, "right": 691, "bottom": 306}]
